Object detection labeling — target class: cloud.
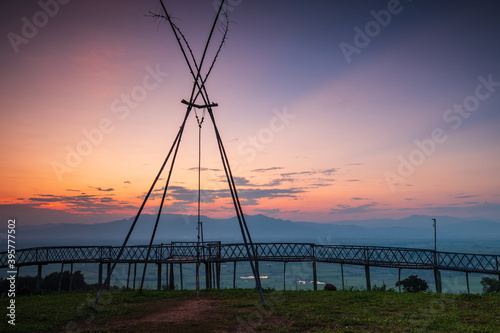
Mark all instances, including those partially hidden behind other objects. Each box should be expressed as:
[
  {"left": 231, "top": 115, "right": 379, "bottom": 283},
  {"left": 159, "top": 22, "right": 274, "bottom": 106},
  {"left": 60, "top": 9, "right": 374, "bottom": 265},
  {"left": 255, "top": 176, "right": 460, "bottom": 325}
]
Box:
[
  {"left": 453, "top": 194, "right": 480, "bottom": 199},
  {"left": 330, "top": 202, "right": 380, "bottom": 214},
  {"left": 352, "top": 197, "right": 370, "bottom": 201},
  {"left": 346, "top": 179, "right": 360, "bottom": 182},
  {"left": 28, "top": 193, "right": 134, "bottom": 214},
  {"left": 124, "top": 181, "right": 131, "bottom": 184},
  {"left": 254, "top": 208, "right": 282, "bottom": 215},
  {"left": 251, "top": 167, "right": 284, "bottom": 173},
  {"left": 89, "top": 186, "right": 115, "bottom": 192},
  {"left": 65, "top": 189, "right": 80, "bottom": 192},
  {"left": 187, "top": 167, "right": 221, "bottom": 172},
  {"left": 281, "top": 168, "right": 337, "bottom": 178}
]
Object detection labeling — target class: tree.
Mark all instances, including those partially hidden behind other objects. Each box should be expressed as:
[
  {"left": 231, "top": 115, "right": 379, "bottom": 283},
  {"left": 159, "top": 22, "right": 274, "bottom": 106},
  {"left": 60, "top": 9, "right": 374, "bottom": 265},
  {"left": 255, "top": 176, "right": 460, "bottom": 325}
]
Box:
[
  {"left": 396, "top": 275, "right": 428, "bottom": 293},
  {"left": 480, "top": 276, "right": 499, "bottom": 293}
]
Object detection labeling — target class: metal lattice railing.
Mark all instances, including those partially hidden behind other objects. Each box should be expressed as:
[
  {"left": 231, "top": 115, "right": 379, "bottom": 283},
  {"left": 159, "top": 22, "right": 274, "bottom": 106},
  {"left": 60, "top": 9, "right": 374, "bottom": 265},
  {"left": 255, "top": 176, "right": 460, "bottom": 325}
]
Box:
[{"left": 1, "top": 243, "right": 498, "bottom": 274}]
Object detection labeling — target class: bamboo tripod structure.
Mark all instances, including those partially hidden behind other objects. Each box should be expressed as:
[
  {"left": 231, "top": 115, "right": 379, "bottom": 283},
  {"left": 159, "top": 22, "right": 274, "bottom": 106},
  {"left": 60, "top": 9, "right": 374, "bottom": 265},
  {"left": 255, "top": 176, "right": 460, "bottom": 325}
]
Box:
[{"left": 94, "top": 0, "right": 266, "bottom": 307}]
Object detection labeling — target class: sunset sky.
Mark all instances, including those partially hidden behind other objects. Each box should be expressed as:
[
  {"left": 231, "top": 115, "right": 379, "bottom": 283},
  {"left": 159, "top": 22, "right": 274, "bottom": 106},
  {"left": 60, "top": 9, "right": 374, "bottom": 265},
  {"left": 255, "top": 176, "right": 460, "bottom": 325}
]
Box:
[{"left": 1, "top": 0, "right": 499, "bottom": 225}]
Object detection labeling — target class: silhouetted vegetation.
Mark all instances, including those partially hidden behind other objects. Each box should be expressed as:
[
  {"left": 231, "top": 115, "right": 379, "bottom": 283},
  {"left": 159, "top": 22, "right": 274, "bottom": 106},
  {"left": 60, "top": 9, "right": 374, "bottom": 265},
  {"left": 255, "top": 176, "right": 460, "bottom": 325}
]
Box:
[
  {"left": 372, "top": 283, "right": 395, "bottom": 292},
  {"left": 395, "top": 275, "right": 429, "bottom": 293},
  {"left": 0, "top": 270, "right": 91, "bottom": 295},
  {"left": 480, "top": 276, "right": 499, "bottom": 293}
]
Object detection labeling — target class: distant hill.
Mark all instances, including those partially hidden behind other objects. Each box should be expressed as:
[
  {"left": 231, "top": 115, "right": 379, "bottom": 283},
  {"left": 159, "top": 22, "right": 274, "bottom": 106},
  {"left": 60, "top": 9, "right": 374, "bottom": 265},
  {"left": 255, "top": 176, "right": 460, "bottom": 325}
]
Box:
[{"left": 9, "top": 214, "right": 500, "bottom": 251}]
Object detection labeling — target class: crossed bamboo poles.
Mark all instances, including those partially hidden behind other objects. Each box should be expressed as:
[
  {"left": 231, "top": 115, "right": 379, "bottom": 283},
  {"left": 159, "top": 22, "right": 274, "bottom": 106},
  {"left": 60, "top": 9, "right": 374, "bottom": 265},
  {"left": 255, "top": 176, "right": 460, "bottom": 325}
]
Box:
[{"left": 94, "top": 0, "right": 266, "bottom": 307}]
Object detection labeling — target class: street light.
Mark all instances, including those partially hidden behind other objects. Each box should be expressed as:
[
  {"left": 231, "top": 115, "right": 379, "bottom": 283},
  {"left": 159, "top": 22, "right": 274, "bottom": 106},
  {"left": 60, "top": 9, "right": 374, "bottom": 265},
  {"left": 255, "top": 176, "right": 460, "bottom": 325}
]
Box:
[{"left": 432, "top": 218, "right": 437, "bottom": 265}]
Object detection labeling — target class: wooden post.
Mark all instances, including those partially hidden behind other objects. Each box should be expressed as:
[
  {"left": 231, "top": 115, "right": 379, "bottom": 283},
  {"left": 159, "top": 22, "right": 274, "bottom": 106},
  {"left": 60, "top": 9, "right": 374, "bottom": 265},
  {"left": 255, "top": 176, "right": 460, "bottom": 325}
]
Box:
[
  {"left": 58, "top": 263, "right": 64, "bottom": 293},
  {"left": 36, "top": 264, "right": 43, "bottom": 291},
  {"left": 233, "top": 261, "right": 237, "bottom": 289},
  {"left": 341, "top": 263, "right": 344, "bottom": 291},
  {"left": 466, "top": 272, "right": 470, "bottom": 294},
  {"left": 434, "top": 269, "right": 442, "bottom": 293},
  {"left": 133, "top": 263, "right": 137, "bottom": 290},
  {"left": 365, "top": 265, "right": 371, "bottom": 292},
  {"left": 126, "top": 263, "right": 131, "bottom": 289},
  {"left": 157, "top": 263, "right": 162, "bottom": 291},
  {"left": 283, "top": 261, "right": 286, "bottom": 291},
  {"left": 179, "top": 263, "right": 183, "bottom": 290},
  {"left": 98, "top": 263, "right": 103, "bottom": 288},
  {"left": 169, "top": 262, "right": 174, "bottom": 290},
  {"left": 313, "top": 261, "right": 317, "bottom": 291},
  {"left": 69, "top": 263, "right": 74, "bottom": 291}
]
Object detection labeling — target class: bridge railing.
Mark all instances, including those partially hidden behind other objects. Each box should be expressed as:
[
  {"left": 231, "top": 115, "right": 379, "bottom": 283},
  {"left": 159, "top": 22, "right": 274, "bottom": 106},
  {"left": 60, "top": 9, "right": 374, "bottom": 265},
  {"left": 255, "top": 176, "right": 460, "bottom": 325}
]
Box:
[
  {"left": 315, "top": 245, "right": 435, "bottom": 267},
  {"left": 217, "top": 243, "right": 315, "bottom": 261},
  {"left": 437, "top": 251, "right": 499, "bottom": 273},
  {"left": 1, "top": 244, "right": 499, "bottom": 274}
]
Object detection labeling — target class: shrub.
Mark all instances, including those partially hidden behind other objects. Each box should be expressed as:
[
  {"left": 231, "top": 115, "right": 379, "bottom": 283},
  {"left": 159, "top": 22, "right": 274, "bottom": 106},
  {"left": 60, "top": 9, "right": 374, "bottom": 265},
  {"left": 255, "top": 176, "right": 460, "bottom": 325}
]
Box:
[
  {"left": 480, "top": 276, "right": 499, "bottom": 293},
  {"left": 395, "top": 275, "right": 428, "bottom": 293}
]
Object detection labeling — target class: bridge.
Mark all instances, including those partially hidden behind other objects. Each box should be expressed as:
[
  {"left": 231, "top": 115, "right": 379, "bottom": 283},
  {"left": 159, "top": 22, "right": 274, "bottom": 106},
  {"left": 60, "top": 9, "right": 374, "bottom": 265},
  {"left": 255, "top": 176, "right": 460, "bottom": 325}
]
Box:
[{"left": 2, "top": 242, "right": 499, "bottom": 293}]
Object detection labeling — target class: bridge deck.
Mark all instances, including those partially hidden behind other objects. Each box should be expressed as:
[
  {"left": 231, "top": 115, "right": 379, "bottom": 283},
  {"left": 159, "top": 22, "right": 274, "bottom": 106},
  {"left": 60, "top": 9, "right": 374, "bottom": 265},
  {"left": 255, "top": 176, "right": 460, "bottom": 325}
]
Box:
[{"left": 1, "top": 243, "right": 498, "bottom": 274}]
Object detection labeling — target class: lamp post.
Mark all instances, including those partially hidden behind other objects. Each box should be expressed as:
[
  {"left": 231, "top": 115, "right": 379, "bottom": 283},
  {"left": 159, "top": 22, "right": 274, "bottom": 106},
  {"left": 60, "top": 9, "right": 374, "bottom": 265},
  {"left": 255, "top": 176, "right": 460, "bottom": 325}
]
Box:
[
  {"left": 432, "top": 218, "right": 437, "bottom": 264},
  {"left": 432, "top": 218, "right": 437, "bottom": 252}
]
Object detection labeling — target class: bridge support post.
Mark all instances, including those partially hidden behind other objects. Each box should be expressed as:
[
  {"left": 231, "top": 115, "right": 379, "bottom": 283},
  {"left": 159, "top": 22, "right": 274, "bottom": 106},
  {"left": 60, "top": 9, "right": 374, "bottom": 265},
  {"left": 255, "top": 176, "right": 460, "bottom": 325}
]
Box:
[
  {"left": 466, "top": 272, "right": 470, "bottom": 294},
  {"left": 157, "top": 263, "right": 162, "bottom": 291},
  {"left": 36, "top": 264, "right": 43, "bottom": 291},
  {"left": 58, "top": 263, "right": 64, "bottom": 293},
  {"left": 283, "top": 261, "right": 286, "bottom": 291},
  {"left": 133, "top": 263, "right": 137, "bottom": 289},
  {"left": 313, "top": 261, "right": 317, "bottom": 291},
  {"left": 179, "top": 263, "right": 183, "bottom": 290},
  {"left": 169, "top": 263, "right": 174, "bottom": 290},
  {"left": 106, "top": 263, "right": 111, "bottom": 290},
  {"left": 98, "top": 263, "right": 103, "bottom": 288},
  {"left": 398, "top": 268, "right": 401, "bottom": 293},
  {"left": 365, "top": 265, "right": 371, "bottom": 292},
  {"left": 255, "top": 260, "right": 260, "bottom": 290},
  {"left": 233, "top": 261, "right": 237, "bottom": 289},
  {"left": 69, "top": 263, "right": 74, "bottom": 291},
  {"left": 205, "top": 262, "right": 210, "bottom": 289},
  {"left": 341, "top": 264, "right": 344, "bottom": 290},
  {"left": 434, "top": 269, "right": 442, "bottom": 293},
  {"left": 126, "top": 263, "right": 131, "bottom": 289},
  {"left": 216, "top": 262, "right": 221, "bottom": 289},
  {"left": 210, "top": 262, "right": 217, "bottom": 289}
]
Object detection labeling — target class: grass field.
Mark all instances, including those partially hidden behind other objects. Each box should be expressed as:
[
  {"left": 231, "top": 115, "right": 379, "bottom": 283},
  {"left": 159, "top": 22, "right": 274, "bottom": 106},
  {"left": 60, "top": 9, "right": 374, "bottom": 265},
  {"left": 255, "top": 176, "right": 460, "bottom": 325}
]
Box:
[{"left": 1, "top": 289, "right": 499, "bottom": 332}]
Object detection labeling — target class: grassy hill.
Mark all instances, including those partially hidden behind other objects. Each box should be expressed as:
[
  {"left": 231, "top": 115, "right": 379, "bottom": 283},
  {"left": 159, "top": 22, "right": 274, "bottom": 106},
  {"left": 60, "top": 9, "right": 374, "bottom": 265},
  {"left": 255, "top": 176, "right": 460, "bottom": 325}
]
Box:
[{"left": 1, "top": 289, "right": 499, "bottom": 332}]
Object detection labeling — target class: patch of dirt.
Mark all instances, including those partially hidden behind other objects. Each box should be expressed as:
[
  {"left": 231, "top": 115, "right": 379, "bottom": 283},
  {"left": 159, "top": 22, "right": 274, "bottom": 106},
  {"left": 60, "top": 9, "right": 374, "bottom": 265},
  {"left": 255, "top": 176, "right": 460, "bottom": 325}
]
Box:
[
  {"left": 80, "top": 298, "right": 220, "bottom": 332},
  {"left": 115, "top": 298, "right": 217, "bottom": 325}
]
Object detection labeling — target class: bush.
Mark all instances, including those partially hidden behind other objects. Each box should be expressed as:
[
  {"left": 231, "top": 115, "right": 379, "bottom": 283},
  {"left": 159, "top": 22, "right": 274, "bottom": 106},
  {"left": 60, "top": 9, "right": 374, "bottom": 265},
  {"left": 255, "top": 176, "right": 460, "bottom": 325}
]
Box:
[
  {"left": 480, "top": 276, "right": 499, "bottom": 293},
  {"left": 395, "top": 275, "right": 428, "bottom": 293},
  {"left": 372, "top": 283, "right": 395, "bottom": 292}
]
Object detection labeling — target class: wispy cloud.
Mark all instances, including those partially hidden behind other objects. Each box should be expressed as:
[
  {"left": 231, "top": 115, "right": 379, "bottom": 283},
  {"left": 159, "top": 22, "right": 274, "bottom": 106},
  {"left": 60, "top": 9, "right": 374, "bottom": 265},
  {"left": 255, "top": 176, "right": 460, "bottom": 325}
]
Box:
[
  {"left": 330, "top": 202, "right": 381, "bottom": 214},
  {"left": 251, "top": 167, "right": 284, "bottom": 173},
  {"left": 452, "top": 194, "right": 480, "bottom": 199},
  {"left": 89, "top": 186, "right": 114, "bottom": 192}
]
